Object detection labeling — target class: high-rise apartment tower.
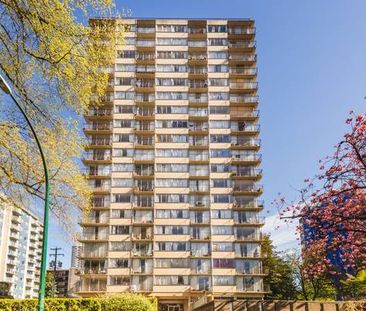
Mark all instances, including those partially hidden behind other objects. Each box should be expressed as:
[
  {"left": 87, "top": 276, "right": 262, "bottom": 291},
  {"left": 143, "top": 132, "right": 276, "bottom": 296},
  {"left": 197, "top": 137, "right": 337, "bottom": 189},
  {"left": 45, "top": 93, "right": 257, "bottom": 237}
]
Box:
[{"left": 79, "top": 18, "right": 265, "bottom": 311}]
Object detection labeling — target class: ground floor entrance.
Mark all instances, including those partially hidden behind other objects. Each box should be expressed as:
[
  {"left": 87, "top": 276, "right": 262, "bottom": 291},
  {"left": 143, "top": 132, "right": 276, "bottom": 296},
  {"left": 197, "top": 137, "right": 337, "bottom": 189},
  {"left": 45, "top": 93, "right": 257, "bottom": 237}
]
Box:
[{"left": 158, "top": 300, "right": 187, "bottom": 311}]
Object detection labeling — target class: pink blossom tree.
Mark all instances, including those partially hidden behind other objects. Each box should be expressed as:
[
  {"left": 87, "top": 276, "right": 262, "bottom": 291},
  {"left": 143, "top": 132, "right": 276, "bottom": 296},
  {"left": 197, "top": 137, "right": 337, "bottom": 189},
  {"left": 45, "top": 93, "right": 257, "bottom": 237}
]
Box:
[{"left": 276, "top": 112, "right": 366, "bottom": 295}]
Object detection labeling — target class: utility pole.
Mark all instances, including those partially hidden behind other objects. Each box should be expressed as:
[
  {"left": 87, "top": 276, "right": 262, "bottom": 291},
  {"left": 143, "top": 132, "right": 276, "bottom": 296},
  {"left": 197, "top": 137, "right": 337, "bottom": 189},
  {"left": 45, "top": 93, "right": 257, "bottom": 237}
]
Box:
[{"left": 49, "top": 247, "right": 64, "bottom": 274}]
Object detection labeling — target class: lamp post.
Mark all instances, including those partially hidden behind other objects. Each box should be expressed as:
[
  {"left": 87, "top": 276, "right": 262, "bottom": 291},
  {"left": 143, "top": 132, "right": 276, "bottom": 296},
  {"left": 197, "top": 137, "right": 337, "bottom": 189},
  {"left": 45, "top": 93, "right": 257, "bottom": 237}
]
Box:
[{"left": 0, "top": 74, "right": 50, "bottom": 311}]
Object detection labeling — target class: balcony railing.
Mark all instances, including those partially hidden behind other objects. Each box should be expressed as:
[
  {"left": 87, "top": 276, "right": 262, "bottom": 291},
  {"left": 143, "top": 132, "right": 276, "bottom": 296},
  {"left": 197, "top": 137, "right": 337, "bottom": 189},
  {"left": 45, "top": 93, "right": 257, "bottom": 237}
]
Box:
[
  {"left": 232, "top": 153, "right": 262, "bottom": 162},
  {"left": 228, "top": 41, "right": 256, "bottom": 49},
  {"left": 230, "top": 82, "right": 258, "bottom": 89},
  {"left": 137, "top": 27, "right": 155, "bottom": 33},
  {"left": 230, "top": 67, "right": 257, "bottom": 75},
  {"left": 229, "top": 54, "right": 256, "bottom": 62},
  {"left": 136, "top": 53, "right": 155, "bottom": 60},
  {"left": 136, "top": 40, "right": 155, "bottom": 47},
  {"left": 87, "top": 108, "right": 113, "bottom": 117},
  {"left": 84, "top": 152, "right": 111, "bottom": 161},
  {"left": 188, "top": 28, "right": 206, "bottom": 34},
  {"left": 230, "top": 95, "right": 259, "bottom": 104},
  {"left": 230, "top": 110, "right": 259, "bottom": 118},
  {"left": 188, "top": 41, "right": 207, "bottom": 47},
  {"left": 235, "top": 233, "right": 262, "bottom": 241},
  {"left": 233, "top": 184, "right": 263, "bottom": 192},
  {"left": 232, "top": 169, "right": 262, "bottom": 177},
  {"left": 188, "top": 54, "right": 207, "bottom": 60},
  {"left": 189, "top": 96, "right": 208, "bottom": 103},
  {"left": 235, "top": 217, "right": 265, "bottom": 225},
  {"left": 84, "top": 123, "right": 112, "bottom": 131},
  {"left": 190, "top": 186, "right": 209, "bottom": 192},
  {"left": 228, "top": 28, "right": 256, "bottom": 35},
  {"left": 189, "top": 81, "right": 208, "bottom": 88},
  {"left": 231, "top": 124, "right": 260, "bottom": 132},
  {"left": 88, "top": 138, "right": 112, "bottom": 146}
]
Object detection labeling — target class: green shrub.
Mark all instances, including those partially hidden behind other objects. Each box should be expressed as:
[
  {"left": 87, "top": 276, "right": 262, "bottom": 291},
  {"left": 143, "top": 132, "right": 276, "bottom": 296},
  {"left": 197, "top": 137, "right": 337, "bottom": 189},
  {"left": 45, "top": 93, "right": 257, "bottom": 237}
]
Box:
[{"left": 0, "top": 294, "right": 157, "bottom": 311}]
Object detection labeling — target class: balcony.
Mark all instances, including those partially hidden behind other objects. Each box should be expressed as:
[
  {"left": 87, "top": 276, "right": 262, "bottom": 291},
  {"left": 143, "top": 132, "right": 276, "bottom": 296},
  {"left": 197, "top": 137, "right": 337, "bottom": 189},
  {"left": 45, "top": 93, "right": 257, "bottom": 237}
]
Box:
[
  {"left": 80, "top": 216, "right": 109, "bottom": 226},
  {"left": 188, "top": 67, "right": 207, "bottom": 79},
  {"left": 189, "top": 80, "right": 208, "bottom": 92},
  {"left": 135, "top": 108, "right": 155, "bottom": 120},
  {"left": 230, "top": 82, "right": 258, "bottom": 92},
  {"left": 230, "top": 109, "right": 259, "bottom": 120},
  {"left": 82, "top": 267, "right": 107, "bottom": 275},
  {"left": 133, "top": 186, "right": 154, "bottom": 194},
  {"left": 231, "top": 124, "right": 260, "bottom": 134},
  {"left": 135, "top": 125, "right": 154, "bottom": 135},
  {"left": 78, "top": 233, "right": 108, "bottom": 242},
  {"left": 188, "top": 125, "right": 209, "bottom": 135},
  {"left": 188, "top": 54, "right": 207, "bottom": 65},
  {"left": 132, "top": 234, "right": 153, "bottom": 241},
  {"left": 85, "top": 108, "right": 113, "bottom": 119},
  {"left": 228, "top": 27, "right": 256, "bottom": 35},
  {"left": 230, "top": 95, "right": 259, "bottom": 106},
  {"left": 188, "top": 40, "right": 207, "bottom": 50},
  {"left": 233, "top": 184, "right": 263, "bottom": 195},
  {"left": 87, "top": 138, "right": 112, "bottom": 148},
  {"left": 132, "top": 218, "right": 153, "bottom": 226},
  {"left": 133, "top": 170, "right": 154, "bottom": 178},
  {"left": 234, "top": 216, "right": 265, "bottom": 226},
  {"left": 189, "top": 201, "right": 210, "bottom": 210},
  {"left": 233, "top": 200, "right": 264, "bottom": 211},
  {"left": 135, "top": 94, "right": 155, "bottom": 105},
  {"left": 190, "top": 235, "right": 210, "bottom": 242},
  {"left": 131, "top": 250, "right": 153, "bottom": 257},
  {"left": 83, "top": 122, "right": 112, "bottom": 134},
  {"left": 189, "top": 186, "right": 209, "bottom": 194},
  {"left": 228, "top": 41, "right": 256, "bottom": 50},
  {"left": 232, "top": 169, "right": 262, "bottom": 180},
  {"left": 235, "top": 232, "right": 263, "bottom": 242},
  {"left": 229, "top": 54, "right": 257, "bottom": 65},
  {"left": 136, "top": 40, "right": 155, "bottom": 47},
  {"left": 83, "top": 151, "right": 111, "bottom": 164},
  {"left": 229, "top": 67, "right": 257, "bottom": 77},
  {"left": 86, "top": 169, "right": 111, "bottom": 179},
  {"left": 231, "top": 153, "right": 261, "bottom": 164},
  {"left": 190, "top": 217, "right": 210, "bottom": 225},
  {"left": 135, "top": 80, "right": 155, "bottom": 93}
]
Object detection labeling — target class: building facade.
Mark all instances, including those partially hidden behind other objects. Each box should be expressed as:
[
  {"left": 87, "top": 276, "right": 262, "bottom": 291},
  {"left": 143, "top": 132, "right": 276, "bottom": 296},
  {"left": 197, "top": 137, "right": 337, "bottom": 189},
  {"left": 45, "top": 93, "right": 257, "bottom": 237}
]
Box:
[
  {"left": 79, "top": 18, "right": 265, "bottom": 310},
  {"left": 0, "top": 203, "right": 43, "bottom": 298},
  {"left": 71, "top": 244, "right": 82, "bottom": 268}
]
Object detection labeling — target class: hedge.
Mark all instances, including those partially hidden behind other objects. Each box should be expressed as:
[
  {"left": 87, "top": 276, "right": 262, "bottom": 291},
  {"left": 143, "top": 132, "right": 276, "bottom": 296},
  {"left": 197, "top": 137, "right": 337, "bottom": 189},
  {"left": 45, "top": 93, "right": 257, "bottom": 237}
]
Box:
[{"left": 0, "top": 294, "right": 157, "bottom": 311}]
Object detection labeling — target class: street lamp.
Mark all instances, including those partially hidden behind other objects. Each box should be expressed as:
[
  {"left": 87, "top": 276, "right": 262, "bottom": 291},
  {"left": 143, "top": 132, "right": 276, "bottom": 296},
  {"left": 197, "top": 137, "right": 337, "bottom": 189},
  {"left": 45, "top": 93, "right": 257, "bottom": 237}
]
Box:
[{"left": 0, "top": 73, "right": 50, "bottom": 311}]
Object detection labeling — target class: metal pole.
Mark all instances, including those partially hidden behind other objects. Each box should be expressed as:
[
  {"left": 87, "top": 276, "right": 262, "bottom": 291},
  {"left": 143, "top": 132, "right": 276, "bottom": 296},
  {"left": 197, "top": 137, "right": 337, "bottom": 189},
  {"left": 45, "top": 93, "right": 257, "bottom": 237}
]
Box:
[{"left": 5, "top": 91, "right": 50, "bottom": 311}]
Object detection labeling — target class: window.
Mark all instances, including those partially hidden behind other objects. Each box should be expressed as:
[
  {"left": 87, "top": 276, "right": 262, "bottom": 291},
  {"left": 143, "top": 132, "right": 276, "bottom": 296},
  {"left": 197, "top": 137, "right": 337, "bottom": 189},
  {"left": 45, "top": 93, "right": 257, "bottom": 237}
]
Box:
[
  {"left": 213, "top": 259, "right": 235, "bottom": 268},
  {"left": 208, "top": 25, "right": 227, "bottom": 33},
  {"left": 156, "top": 135, "right": 188, "bottom": 143},
  {"left": 156, "top": 149, "right": 188, "bottom": 157},
  {"left": 110, "top": 225, "right": 130, "bottom": 235},
  {"left": 114, "top": 105, "right": 134, "bottom": 114},
  {"left": 114, "top": 91, "right": 135, "bottom": 100},
  {"left": 112, "top": 178, "right": 133, "bottom": 187},
  {"left": 117, "top": 50, "right": 135, "bottom": 58},
  {"left": 154, "top": 276, "right": 189, "bottom": 286},
  {"left": 114, "top": 120, "right": 133, "bottom": 128},
  {"left": 113, "top": 134, "right": 134, "bottom": 143},
  {"left": 213, "top": 276, "right": 235, "bottom": 286},
  {"left": 155, "top": 179, "right": 188, "bottom": 188},
  {"left": 110, "top": 210, "right": 132, "bottom": 219},
  {"left": 209, "top": 92, "right": 229, "bottom": 100},
  {"left": 156, "top": 210, "right": 189, "bottom": 219},
  {"left": 157, "top": 38, "right": 187, "bottom": 45},
  {"left": 213, "top": 242, "right": 233, "bottom": 252},
  {"left": 156, "top": 120, "right": 188, "bottom": 129},
  {"left": 157, "top": 24, "right": 187, "bottom": 32},
  {"left": 156, "top": 65, "right": 187, "bottom": 72},
  {"left": 113, "top": 149, "right": 134, "bottom": 157},
  {"left": 155, "top": 226, "right": 189, "bottom": 235},
  {"left": 209, "top": 121, "right": 230, "bottom": 129},
  {"left": 208, "top": 51, "right": 228, "bottom": 59},
  {"left": 109, "top": 259, "right": 129, "bottom": 268},
  {"left": 210, "top": 135, "right": 231, "bottom": 143},
  {"left": 156, "top": 242, "right": 188, "bottom": 251},
  {"left": 208, "top": 38, "right": 227, "bottom": 46},
  {"left": 211, "top": 149, "right": 232, "bottom": 158},
  {"left": 156, "top": 92, "right": 188, "bottom": 100},
  {"left": 115, "top": 64, "right": 136, "bottom": 72},
  {"left": 156, "top": 78, "right": 188, "bottom": 86},
  {"left": 212, "top": 194, "right": 231, "bottom": 203},
  {"left": 156, "top": 194, "right": 188, "bottom": 203},
  {"left": 212, "top": 179, "right": 231, "bottom": 188},
  {"left": 209, "top": 78, "right": 228, "bottom": 87},
  {"left": 113, "top": 194, "right": 131, "bottom": 203},
  {"left": 155, "top": 258, "right": 190, "bottom": 268},
  {"left": 211, "top": 210, "right": 232, "bottom": 219},
  {"left": 156, "top": 106, "right": 188, "bottom": 114},
  {"left": 208, "top": 65, "right": 228, "bottom": 73},
  {"left": 112, "top": 164, "right": 134, "bottom": 172},
  {"left": 209, "top": 106, "right": 229, "bottom": 114},
  {"left": 157, "top": 51, "right": 188, "bottom": 59},
  {"left": 211, "top": 164, "right": 231, "bottom": 173},
  {"left": 212, "top": 226, "right": 234, "bottom": 235},
  {"left": 156, "top": 164, "right": 188, "bottom": 172},
  {"left": 109, "top": 276, "right": 130, "bottom": 286}
]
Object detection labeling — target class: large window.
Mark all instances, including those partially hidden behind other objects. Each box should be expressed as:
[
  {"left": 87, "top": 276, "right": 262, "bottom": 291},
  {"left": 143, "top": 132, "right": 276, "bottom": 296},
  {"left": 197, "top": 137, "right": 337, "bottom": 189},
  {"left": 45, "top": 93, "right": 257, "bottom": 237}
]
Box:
[
  {"left": 156, "top": 209, "right": 189, "bottom": 219},
  {"left": 156, "top": 149, "right": 188, "bottom": 157},
  {"left": 212, "top": 226, "right": 234, "bottom": 235},
  {"left": 110, "top": 225, "right": 130, "bottom": 235},
  {"left": 156, "top": 194, "right": 188, "bottom": 203},
  {"left": 156, "top": 106, "right": 188, "bottom": 114},
  {"left": 155, "top": 226, "right": 189, "bottom": 235}
]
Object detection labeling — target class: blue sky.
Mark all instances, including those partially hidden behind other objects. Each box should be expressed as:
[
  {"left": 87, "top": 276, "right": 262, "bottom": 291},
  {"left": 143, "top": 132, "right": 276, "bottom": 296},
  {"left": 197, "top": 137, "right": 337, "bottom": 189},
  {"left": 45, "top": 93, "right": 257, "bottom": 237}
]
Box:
[{"left": 49, "top": 0, "right": 366, "bottom": 266}]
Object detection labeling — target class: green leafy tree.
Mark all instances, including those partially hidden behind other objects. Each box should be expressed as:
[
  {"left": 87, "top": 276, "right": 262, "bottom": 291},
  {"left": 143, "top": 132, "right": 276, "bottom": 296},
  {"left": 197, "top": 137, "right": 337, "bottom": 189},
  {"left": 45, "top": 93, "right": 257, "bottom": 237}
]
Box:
[
  {"left": 0, "top": 0, "right": 123, "bottom": 229},
  {"left": 45, "top": 272, "right": 58, "bottom": 298},
  {"left": 0, "top": 282, "right": 12, "bottom": 299},
  {"left": 262, "top": 235, "right": 298, "bottom": 300}
]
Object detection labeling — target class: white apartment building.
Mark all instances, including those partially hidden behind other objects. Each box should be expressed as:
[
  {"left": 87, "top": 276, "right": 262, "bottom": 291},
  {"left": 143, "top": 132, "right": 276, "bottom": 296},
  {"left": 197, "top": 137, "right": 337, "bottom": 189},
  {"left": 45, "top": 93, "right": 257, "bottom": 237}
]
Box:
[
  {"left": 0, "top": 202, "right": 43, "bottom": 298},
  {"left": 79, "top": 18, "right": 265, "bottom": 311}
]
